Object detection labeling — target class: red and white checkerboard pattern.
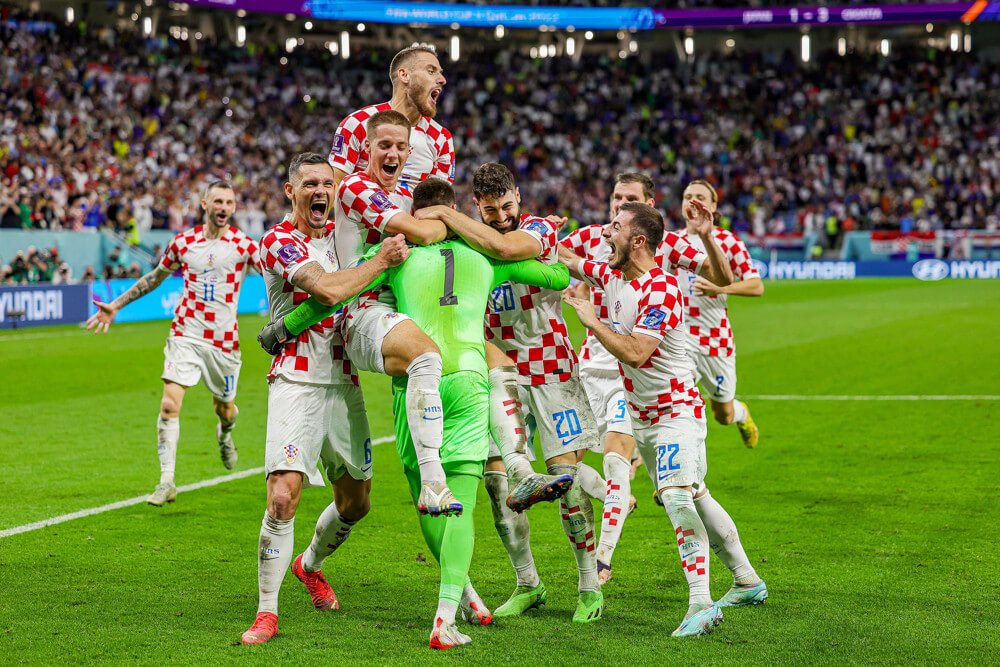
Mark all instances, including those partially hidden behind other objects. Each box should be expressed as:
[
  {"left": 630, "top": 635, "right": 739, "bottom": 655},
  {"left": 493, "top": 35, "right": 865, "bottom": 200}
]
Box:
[
  {"left": 580, "top": 260, "right": 704, "bottom": 425},
  {"left": 676, "top": 228, "right": 759, "bottom": 357},
  {"left": 157, "top": 225, "right": 259, "bottom": 354},
  {"left": 561, "top": 224, "right": 706, "bottom": 372},
  {"left": 560, "top": 500, "right": 596, "bottom": 552},
  {"left": 334, "top": 171, "right": 412, "bottom": 269},
  {"left": 486, "top": 214, "right": 578, "bottom": 386},
  {"left": 259, "top": 219, "right": 358, "bottom": 386},
  {"left": 329, "top": 103, "right": 455, "bottom": 193},
  {"left": 676, "top": 526, "right": 707, "bottom": 575}
]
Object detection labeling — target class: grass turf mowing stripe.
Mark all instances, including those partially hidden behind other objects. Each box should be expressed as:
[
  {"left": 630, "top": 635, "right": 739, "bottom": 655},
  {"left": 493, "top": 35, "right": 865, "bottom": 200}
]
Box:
[
  {"left": 742, "top": 394, "right": 1000, "bottom": 400},
  {"left": 0, "top": 435, "right": 396, "bottom": 540}
]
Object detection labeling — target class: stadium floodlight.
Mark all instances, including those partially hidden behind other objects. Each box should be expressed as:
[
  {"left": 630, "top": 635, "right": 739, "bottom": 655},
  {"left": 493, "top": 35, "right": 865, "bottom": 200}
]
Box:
[
  {"left": 357, "top": 22, "right": 365, "bottom": 32},
  {"left": 143, "top": 16, "right": 152, "bottom": 36},
  {"left": 304, "top": 21, "right": 313, "bottom": 30},
  {"left": 285, "top": 37, "right": 296, "bottom": 53},
  {"left": 950, "top": 30, "right": 959, "bottom": 51},
  {"left": 131, "top": 13, "right": 139, "bottom": 21},
  {"left": 236, "top": 9, "right": 245, "bottom": 17},
  {"left": 328, "top": 41, "right": 338, "bottom": 55},
  {"left": 801, "top": 34, "right": 810, "bottom": 63},
  {"left": 450, "top": 35, "right": 459, "bottom": 61},
  {"left": 237, "top": 25, "right": 245, "bottom": 46},
  {"left": 566, "top": 36, "right": 576, "bottom": 56},
  {"left": 584, "top": 31, "right": 593, "bottom": 40},
  {"left": 66, "top": 6, "right": 74, "bottom": 23},
  {"left": 341, "top": 31, "right": 349, "bottom": 59},
  {"left": 684, "top": 36, "right": 694, "bottom": 57},
  {"left": 725, "top": 38, "right": 735, "bottom": 49},
  {"left": 880, "top": 39, "right": 890, "bottom": 56},
  {"left": 530, "top": 47, "right": 538, "bottom": 58},
  {"left": 495, "top": 25, "right": 504, "bottom": 39},
  {"left": 926, "top": 23, "right": 934, "bottom": 32},
  {"left": 837, "top": 37, "right": 846, "bottom": 56},
  {"left": 629, "top": 39, "right": 638, "bottom": 53},
  {"left": 964, "top": 33, "right": 971, "bottom": 52}
]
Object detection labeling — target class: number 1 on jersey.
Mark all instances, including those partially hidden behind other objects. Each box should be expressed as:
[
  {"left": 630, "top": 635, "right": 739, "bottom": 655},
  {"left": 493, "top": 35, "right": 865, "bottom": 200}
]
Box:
[{"left": 439, "top": 248, "right": 458, "bottom": 306}]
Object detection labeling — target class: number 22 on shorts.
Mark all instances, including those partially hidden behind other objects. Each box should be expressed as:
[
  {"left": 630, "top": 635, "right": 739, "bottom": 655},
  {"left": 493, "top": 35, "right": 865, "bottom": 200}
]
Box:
[{"left": 655, "top": 443, "right": 680, "bottom": 483}]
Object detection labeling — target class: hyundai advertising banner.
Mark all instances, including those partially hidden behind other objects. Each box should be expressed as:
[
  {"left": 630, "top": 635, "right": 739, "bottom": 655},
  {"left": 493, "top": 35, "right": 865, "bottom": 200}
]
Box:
[
  {"left": 0, "top": 284, "right": 91, "bottom": 328},
  {"left": 755, "top": 259, "right": 1000, "bottom": 280},
  {"left": 88, "top": 276, "right": 270, "bottom": 323}
]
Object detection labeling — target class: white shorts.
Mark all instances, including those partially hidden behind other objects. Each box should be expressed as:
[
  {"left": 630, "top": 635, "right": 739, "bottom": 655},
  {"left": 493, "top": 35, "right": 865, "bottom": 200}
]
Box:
[
  {"left": 489, "top": 377, "right": 600, "bottom": 462},
  {"left": 342, "top": 300, "right": 412, "bottom": 374},
  {"left": 694, "top": 353, "right": 738, "bottom": 404},
  {"left": 631, "top": 413, "right": 708, "bottom": 494},
  {"left": 580, "top": 366, "right": 633, "bottom": 447},
  {"left": 161, "top": 337, "right": 241, "bottom": 402},
  {"left": 265, "top": 378, "right": 373, "bottom": 488}
]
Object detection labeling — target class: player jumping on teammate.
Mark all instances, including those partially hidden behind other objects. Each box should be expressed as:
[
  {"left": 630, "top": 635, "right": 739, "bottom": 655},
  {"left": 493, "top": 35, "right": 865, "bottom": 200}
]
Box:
[
  {"left": 562, "top": 202, "right": 767, "bottom": 638},
  {"left": 87, "top": 181, "right": 258, "bottom": 506}
]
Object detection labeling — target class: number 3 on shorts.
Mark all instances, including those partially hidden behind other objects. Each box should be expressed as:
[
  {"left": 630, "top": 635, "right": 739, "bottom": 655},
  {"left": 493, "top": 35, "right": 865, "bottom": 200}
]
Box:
[{"left": 655, "top": 443, "right": 680, "bottom": 483}]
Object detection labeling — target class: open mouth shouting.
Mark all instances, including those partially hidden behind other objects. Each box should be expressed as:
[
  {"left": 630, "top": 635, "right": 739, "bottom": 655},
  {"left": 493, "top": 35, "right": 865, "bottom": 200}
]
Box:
[
  {"left": 429, "top": 87, "right": 441, "bottom": 107},
  {"left": 381, "top": 161, "right": 400, "bottom": 182},
  {"left": 214, "top": 211, "right": 229, "bottom": 225},
  {"left": 309, "top": 195, "right": 329, "bottom": 223}
]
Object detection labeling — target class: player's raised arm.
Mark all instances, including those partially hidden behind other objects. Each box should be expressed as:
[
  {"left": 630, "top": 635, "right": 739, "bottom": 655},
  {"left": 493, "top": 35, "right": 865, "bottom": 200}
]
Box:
[
  {"left": 686, "top": 199, "right": 733, "bottom": 286},
  {"left": 86, "top": 262, "right": 173, "bottom": 333}
]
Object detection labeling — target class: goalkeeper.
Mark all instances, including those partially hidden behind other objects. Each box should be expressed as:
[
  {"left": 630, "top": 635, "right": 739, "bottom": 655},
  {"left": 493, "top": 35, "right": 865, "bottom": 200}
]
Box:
[{"left": 260, "top": 178, "right": 570, "bottom": 650}]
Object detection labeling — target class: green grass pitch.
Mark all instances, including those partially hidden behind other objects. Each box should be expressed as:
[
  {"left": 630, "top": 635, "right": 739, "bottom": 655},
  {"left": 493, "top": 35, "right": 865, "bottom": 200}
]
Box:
[{"left": 1, "top": 278, "right": 997, "bottom": 664}]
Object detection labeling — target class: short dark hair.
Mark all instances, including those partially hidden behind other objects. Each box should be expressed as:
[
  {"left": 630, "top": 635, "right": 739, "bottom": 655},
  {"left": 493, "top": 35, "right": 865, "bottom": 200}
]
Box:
[
  {"left": 615, "top": 172, "right": 655, "bottom": 202},
  {"left": 288, "top": 152, "right": 330, "bottom": 184},
  {"left": 389, "top": 43, "right": 438, "bottom": 86},
  {"left": 366, "top": 109, "right": 411, "bottom": 140},
  {"left": 412, "top": 178, "right": 455, "bottom": 210},
  {"left": 620, "top": 202, "right": 664, "bottom": 252},
  {"left": 203, "top": 180, "right": 233, "bottom": 199},
  {"left": 472, "top": 162, "right": 516, "bottom": 201}
]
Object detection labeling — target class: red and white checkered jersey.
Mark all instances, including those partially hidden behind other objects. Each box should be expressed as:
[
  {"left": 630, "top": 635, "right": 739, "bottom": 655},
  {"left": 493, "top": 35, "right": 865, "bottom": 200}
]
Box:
[
  {"left": 329, "top": 103, "right": 455, "bottom": 194},
  {"left": 487, "top": 214, "right": 578, "bottom": 386},
  {"left": 675, "top": 228, "right": 759, "bottom": 357},
  {"left": 561, "top": 224, "right": 706, "bottom": 373},
  {"left": 579, "top": 260, "right": 703, "bottom": 425},
  {"left": 157, "top": 225, "right": 259, "bottom": 354},
  {"left": 259, "top": 219, "right": 358, "bottom": 386},
  {"left": 334, "top": 172, "right": 413, "bottom": 269}
]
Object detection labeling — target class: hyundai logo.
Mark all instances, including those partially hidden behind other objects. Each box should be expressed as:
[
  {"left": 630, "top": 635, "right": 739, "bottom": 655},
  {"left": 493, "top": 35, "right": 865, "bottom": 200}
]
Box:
[{"left": 912, "top": 259, "right": 949, "bottom": 281}]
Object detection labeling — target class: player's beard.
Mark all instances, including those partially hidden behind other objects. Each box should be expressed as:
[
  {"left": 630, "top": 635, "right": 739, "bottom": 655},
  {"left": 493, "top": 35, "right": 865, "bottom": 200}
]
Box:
[
  {"left": 206, "top": 208, "right": 229, "bottom": 229},
  {"left": 609, "top": 241, "right": 630, "bottom": 271},
  {"left": 409, "top": 81, "right": 437, "bottom": 118}
]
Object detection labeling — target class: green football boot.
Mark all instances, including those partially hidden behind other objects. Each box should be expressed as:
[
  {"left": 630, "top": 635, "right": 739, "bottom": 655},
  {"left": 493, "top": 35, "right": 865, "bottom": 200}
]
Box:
[
  {"left": 572, "top": 590, "right": 604, "bottom": 623},
  {"left": 493, "top": 583, "right": 548, "bottom": 617}
]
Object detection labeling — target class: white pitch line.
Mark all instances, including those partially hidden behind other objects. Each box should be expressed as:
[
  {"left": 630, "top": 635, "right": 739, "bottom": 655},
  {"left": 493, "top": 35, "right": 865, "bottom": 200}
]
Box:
[
  {"left": 742, "top": 395, "right": 1000, "bottom": 401},
  {"left": 0, "top": 435, "right": 396, "bottom": 540}
]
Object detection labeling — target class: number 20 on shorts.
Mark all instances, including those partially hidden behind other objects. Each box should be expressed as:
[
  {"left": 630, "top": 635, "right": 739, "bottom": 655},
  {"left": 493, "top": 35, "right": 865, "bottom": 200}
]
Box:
[{"left": 655, "top": 443, "right": 680, "bottom": 483}]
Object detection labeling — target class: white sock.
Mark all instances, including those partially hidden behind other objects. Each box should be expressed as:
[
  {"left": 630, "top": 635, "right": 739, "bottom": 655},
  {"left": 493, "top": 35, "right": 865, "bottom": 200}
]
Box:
[
  {"left": 302, "top": 501, "right": 356, "bottom": 572},
  {"left": 434, "top": 600, "right": 459, "bottom": 625},
  {"left": 156, "top": 416, "right": 179, "bottom": 486},
  {"left": 596, "top": 453, "right": 631, "bottom": 565},
  {"left": 257, "top": 511, "right": 295, "bottom": 615},
  {"left": 575, "top": 462, "right": 606, "bottom": 501},
  {"left": 661, "top": 488, "right": 712, "bottom": 609},
  {"left": 695, "top": 490, "right": 760, "bottom": 586},
  {"left": 732, "top": 400, "right": 748, "bottom": 425},
  {"left": 488, "top": 366, "right": 534, "bottom": 480},
  {"left": 552, "top": 463, "right": 599, "bottom": 593},
  {"left": 484, "top": 471, "right": 539, "bottom": 587},
  {"left": 219, "top": 406, "right": 238, "bottom": 434},
  {"left": 405, "top": 352, "right": 446, "bottom": 484}
]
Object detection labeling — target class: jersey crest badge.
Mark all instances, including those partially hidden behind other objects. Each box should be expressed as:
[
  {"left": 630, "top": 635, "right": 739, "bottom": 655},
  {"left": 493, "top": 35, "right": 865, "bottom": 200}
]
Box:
[
  {"left": 326, "top": 249, "right": 336, "bottom": 267},
  {"left": 207, "top": 253, "right": 216, "bottom": 267},
  {"left": 368, "top": 191, "right": 391, "bottom": 212},
  {"left": 331, "top": 134, "right": 345, "bottom": 156},
  {"left": 642, "top": 307, "right": 666, "bottom": 329},
  {"left": 614, "top": 300, "right": 622, "bottom": 322},
  {"left": 283, "top": 444, "right": 299, "bottom": 464},
  {"left": 277, "top": 243, "right": 304, "bottom": 266}
]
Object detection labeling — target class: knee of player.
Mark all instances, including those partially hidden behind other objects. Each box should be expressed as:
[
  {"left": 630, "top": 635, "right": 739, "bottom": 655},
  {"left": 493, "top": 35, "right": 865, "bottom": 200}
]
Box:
[
  {"left": 712, "top": 404, "right": 734, "bottom": 425},
  {"left": 267, "top": 490, "right": 299, "bottom": 520},
  {"left": 660, "top": 486, "right": 695, "bottom": 513},
  {"left": 340, "top": 494, "right": 371, "bottom": 522},
  {"left": 159, "top": 399, "right": 180, "bottom": 418}
]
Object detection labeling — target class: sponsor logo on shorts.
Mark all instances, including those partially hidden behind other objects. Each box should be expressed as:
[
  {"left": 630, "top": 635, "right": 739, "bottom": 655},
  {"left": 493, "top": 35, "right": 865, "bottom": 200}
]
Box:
[
  {"left": 423, "top": 406, "right": 442, "bottom": 421},
  {"left": 277, "top": 243, "right": 304, "bottom": 266},
  {"left": 283, "top": 444, "right": 299, "bottom": 463},
  {"left": 561, "top": 435, "right": 580, "bottom": 447}
]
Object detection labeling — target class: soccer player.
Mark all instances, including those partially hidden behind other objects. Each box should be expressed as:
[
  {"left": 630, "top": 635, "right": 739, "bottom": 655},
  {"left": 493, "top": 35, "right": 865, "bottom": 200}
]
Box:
[
  {"left": 417, "top": 163, "right": 604, "bottom": 623},
  {"left": 261, "top": 177, "right": 572, "bottom": 648},
  {"left": 676, "top": 180, "right": 763, "bottom": 448},
  {"left": 562, "top": 202, "right": 767, "bottom": 639},
  {"left": 329, "top": 45, "right": 558, "bottom": 510},
  {"left": 329, "top": 43, "right": 452, "bottom": 195},
  {"left": 87, "top": 181, "right": 258, "bottom": 506},
  {"left": 240, "top": 153, "right": 410, "bottom": 645},
  {"left": 558, "top": 172, "right": 734, "bottom": 583}
]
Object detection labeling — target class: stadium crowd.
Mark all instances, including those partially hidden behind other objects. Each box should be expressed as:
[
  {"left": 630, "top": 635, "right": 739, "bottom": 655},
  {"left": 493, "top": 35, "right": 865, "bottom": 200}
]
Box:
[{"left": 2, "top": 12, "right": 998, "bottom": 267}]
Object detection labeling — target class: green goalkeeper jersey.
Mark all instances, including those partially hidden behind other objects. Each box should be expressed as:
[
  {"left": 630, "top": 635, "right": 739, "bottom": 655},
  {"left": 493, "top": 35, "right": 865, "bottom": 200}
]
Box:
[{"left": 371, "top": 239, "right": 569, "bottom": 377}]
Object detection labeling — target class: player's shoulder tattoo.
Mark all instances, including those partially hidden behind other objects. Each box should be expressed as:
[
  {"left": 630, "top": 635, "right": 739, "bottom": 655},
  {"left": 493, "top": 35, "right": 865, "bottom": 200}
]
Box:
[{"left": 289, "top": 261, "right": 325, "bottom": 294}]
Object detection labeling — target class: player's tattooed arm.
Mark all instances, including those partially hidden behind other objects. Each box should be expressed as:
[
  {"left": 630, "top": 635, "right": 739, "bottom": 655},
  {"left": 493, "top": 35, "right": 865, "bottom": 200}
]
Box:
[
  {"left": 419, "top": 205, "right": 541, "bottom": 261},
  {"left": 86, "top": 265, "right": 173, "bottom": 333},
  {"left": 289, "top": 235, "right": 409, "bottom": 308}
]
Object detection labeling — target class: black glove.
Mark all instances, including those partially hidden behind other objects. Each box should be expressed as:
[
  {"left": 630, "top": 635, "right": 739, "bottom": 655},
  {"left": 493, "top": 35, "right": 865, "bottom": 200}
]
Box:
[{"left": 258, "top": 318, "right": 290, "bottom": 355}]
